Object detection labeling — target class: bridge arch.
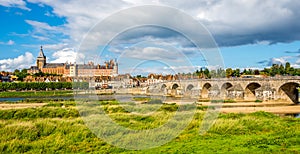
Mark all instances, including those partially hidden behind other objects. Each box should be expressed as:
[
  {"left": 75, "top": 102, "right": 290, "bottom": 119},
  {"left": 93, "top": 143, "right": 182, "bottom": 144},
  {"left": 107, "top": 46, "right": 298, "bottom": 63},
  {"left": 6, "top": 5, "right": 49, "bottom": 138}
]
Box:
[
  {"left": 161, "top": 84, "right": 167, "bottom": 94},
  {"left": 278, "top": 82, "right": 299, "bottom": 104},
  {"left": 244, "top": 82, "right": 261, "bottom": 100},
  {"left": 201, "top": 83, "right": 211, "bottom": 99},
  {"left": 161, "top": 84, "right": 167, "bottom": 90},
  {"left": 172, "top": 83, "right": 179, "bottom": 89},
  {"left": 186, "top": 84, "right": 194, "bottom": 91},
  {"left": 220, "top": 82, "right": 233, "bottom": 98}
]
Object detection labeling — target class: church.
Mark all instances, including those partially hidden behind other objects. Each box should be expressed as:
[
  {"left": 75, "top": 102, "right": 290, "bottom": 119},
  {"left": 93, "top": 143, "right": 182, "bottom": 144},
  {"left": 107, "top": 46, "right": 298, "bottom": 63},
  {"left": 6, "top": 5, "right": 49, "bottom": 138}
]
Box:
[{"left": 27, "top": 46, "right": 118, "bottom": 77}]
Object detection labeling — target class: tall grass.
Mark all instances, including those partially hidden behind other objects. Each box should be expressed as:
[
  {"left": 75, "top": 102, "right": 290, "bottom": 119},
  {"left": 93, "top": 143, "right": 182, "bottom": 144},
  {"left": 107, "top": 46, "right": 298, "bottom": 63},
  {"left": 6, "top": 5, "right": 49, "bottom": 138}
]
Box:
[
  {"left": 0, "top": 90, "right": 73, "bottom": 98},
  {"left": 0, "top": 101, "right": 299, "bottom": 153}
]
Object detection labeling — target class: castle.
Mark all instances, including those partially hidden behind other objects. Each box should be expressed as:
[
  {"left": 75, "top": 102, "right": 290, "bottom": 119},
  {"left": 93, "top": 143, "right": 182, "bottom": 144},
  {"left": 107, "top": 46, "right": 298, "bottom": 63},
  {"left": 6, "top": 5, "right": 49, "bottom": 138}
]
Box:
[{"left": 28, "top": 46, "right": 118, "bottom": 77}]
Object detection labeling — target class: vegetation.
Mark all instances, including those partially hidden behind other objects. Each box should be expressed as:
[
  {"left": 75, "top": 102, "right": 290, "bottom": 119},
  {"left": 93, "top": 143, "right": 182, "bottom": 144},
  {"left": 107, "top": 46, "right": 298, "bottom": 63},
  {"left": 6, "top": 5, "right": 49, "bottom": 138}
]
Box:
[
  {"left": 13, "top": 69, "right": 29, "bottom": 81},
  {"left": 132, "top": 97, "right": 151, "bottom": 101},
  {"left": 0, "top": 82, "right": 89, "bottom": 91},
  {"left": 194, "top": 62, "right": 300, "bottom": 78},
  {"left": 32, "top": 72, "right": 62, "bottom": 77},
  {"left": 0, "top": 90, "right": 74, "bottom": 98},
  {"left": 11, "top": 69, "right": 64, "bottom": 81},
  {"left": 210, "top": 99, "right": 236, "bottom": 103},
  {"left": 0, "top": 100, "right": 299, "bottom": 153}
]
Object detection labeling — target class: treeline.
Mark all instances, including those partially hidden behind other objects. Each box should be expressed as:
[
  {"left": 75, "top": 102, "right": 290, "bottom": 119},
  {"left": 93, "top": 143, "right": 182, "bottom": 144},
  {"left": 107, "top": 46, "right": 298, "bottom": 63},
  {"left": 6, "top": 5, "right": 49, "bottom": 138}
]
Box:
[
  {"left": 1, "top": 69, "right": 62, "bottom": 81},
  {"left": 0, "top": 82, "right": 89, "bottom": 91},
  {"left": 194, "top": 62, "right": 300, "bottom": 78}
]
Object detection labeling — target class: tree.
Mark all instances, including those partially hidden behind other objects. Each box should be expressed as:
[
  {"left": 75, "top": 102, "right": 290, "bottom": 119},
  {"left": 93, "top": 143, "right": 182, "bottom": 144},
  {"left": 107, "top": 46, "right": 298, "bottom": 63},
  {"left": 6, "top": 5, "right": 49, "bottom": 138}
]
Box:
[
  {"left": 15, "top": 70, "right": 28, "bottom": 81},
  {"left": 203, "top": 68, "right": 210, "bottom": 78},
  {"left": 254, "top": 69, "right": 260, "bottom": 75},
  {"left": 225, "top": 68, "right": 233, "bottom": 78},
  {"left": 279, "top": 64, "right": 285, "bottom": 75},
  {"left": 14, "top": 69, "right": 20, "bottom": 75},
  {"left": 21, "top": 69, "right": 27, "bottom": 74},
  {"left": 285, "top": 62, "right": 291, "bottom": 75},
  {"left": 233, "top": 69, "right": 240, "bottom": 77},
  {"left": 270, "top": 64, "right": 280, "bottom": 76}
]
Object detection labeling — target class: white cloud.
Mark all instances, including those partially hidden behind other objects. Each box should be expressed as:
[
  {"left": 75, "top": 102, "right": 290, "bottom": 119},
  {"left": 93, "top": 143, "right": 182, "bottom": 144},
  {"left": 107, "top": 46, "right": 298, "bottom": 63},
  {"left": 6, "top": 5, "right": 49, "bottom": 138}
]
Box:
[
  {"left": 22, "top": 43, "right": 69, "bottom": 51},
  {"left": 50, "top": 48, "right": 76, "bottom": 63},
  {"left": 26, "top": 0, "right": 300, "bottom": 48},
  {"left": 25, "top": 20, "right": 66, "bottom": 39},
  {"left": 0, "top": 40, "right": 15, "bottom": 45},
  {"left": 7, "top": 40, "right": 15, "bottom": 45},
  {"left": 121, "top": 46, "right": 184, "bottom": 62},
  {"left": 0, "top": 0, "right": 31, "bottom": 11},
  {"left": 0, "top": 52, "right": 34, "bottom": 71},
  {"left": 270, "top": 57, "right": 288, "bottom": 65}
]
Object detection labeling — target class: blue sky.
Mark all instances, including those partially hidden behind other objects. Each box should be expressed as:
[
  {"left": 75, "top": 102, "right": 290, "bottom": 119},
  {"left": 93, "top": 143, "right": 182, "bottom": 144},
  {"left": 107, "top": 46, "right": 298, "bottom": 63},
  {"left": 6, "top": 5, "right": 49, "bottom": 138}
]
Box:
[{"left": 0, "top": 0, "right": 300, "bottom": 74}]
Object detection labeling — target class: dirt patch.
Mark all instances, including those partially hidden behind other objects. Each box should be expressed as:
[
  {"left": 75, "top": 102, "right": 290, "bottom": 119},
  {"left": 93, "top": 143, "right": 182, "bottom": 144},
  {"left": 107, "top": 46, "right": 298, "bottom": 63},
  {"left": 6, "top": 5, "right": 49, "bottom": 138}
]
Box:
[
  {"left": 221, "top": 105, "right": 300, "bottom": 114},
  {"left": 0, "top": 103, "right": 47, "bottom": 110}
]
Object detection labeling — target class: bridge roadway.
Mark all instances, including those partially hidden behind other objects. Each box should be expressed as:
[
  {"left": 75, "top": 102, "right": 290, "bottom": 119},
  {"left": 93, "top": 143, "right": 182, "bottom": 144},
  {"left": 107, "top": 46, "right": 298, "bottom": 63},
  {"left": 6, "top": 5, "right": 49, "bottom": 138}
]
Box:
[{"left": 144, "top": 77, "right": 300, "bottom": 104}]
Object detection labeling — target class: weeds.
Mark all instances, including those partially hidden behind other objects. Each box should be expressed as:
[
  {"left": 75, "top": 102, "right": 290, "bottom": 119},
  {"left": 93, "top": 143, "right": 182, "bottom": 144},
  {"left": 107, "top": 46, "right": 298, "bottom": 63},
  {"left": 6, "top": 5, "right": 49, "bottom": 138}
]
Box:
[{"left": 0, "top": 101, "right": 299, "bottom": 153}]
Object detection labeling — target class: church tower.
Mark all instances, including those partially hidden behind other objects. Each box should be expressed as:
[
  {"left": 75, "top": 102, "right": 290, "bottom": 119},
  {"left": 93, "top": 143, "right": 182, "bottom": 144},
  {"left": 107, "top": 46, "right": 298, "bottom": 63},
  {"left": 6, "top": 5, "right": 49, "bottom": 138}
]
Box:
[{"left": 37, "top": 46, "right": 46, "bottom": 70}]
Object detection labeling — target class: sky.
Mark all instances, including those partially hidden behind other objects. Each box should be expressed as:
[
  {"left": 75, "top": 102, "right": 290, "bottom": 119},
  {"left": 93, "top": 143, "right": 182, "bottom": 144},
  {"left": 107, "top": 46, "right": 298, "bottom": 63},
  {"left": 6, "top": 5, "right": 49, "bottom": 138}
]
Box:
[{"left": 0, "top": 0, "right": 300, "bottom": 75}]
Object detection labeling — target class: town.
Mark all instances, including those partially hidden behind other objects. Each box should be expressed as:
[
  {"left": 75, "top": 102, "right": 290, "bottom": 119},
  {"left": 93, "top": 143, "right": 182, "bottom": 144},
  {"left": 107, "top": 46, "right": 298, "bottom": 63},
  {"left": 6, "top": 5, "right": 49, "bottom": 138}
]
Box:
[{"left": 0, "top": 46, "right": 299, "bottom": 104}]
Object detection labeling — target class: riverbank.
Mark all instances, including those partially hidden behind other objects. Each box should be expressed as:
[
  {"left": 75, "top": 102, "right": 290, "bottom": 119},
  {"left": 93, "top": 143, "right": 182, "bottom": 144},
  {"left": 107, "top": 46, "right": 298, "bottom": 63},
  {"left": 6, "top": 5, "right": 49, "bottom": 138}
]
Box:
[
  {"left": 0, "top": 90, "right": 74, "bottom": 98},
  {"left": 0, "top": 100, "right": 299, "bottom": 153}
]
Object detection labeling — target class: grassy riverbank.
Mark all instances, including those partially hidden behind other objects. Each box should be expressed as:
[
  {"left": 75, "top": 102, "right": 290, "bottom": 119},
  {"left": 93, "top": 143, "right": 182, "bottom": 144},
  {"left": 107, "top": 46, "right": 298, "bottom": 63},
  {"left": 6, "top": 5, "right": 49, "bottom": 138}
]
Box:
[
  {"left": 0, "top": 90, "right": 74, "bottom": 98},
  {"left": 0, "top": 100, "right": 299, "bottom": 153}
]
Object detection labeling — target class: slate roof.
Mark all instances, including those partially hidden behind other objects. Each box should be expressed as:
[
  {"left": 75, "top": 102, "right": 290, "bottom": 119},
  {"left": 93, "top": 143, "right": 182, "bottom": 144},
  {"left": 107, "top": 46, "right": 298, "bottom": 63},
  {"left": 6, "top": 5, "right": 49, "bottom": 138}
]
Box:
[
  {"left": 38, "top": 46, "right": 46, "bottom": 58},
  {"left": 43, "top": 63, "right": 65, "bottom": 68}
]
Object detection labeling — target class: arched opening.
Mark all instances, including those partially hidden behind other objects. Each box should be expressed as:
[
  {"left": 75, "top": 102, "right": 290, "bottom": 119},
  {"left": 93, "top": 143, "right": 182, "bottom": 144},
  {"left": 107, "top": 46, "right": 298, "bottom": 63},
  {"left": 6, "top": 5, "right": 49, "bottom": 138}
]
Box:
[
  {"left": 201, "top": 83, "right": 211, "bottom": 99},
  {"left": 278, "top": 82, "right": 299, "bottom": 104},
  {"left": 185, "top": 84, "right": 195, "bottom": 97},
  {"left": 186, "top": 84, "right": 194, "bottom": 91},
  {"left": 220, "top": 82, "right": 233, "bottom": 98},
  {"left": 171, "top": 83, "right": 180, "bottom": 96},
  {"left": 172, "top": 83, "right": 179, "bottom": 89},
  {"left": 245, "top": 82, "right": 261, "bottom": 100},
  {"left": 161, "top": 84, "right": 167, "bottom": 94},
  {"left": 161, "top": 84, "right": 167, "bottom": 89}
]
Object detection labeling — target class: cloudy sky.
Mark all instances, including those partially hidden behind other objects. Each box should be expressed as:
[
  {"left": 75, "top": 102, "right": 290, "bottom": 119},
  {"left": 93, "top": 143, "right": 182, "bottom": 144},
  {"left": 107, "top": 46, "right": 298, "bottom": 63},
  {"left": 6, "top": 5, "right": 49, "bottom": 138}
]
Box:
[{"left": 1, "top": 0, "right": 300, "bottom": 74}]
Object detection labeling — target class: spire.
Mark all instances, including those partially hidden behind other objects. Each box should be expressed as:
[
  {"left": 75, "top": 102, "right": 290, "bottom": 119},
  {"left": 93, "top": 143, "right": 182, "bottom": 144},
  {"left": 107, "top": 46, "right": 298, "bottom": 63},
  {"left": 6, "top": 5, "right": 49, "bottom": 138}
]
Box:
[{"left": 38, "top": 46, "right": 45, "bottom": 58}]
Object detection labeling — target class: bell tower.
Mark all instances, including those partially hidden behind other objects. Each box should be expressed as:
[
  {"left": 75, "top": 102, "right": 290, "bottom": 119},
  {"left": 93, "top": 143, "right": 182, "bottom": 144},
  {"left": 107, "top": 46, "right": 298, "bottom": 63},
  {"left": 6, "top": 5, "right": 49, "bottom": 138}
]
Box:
[{"left": 37, "top": 46, "right": 46, "bottom": 70}]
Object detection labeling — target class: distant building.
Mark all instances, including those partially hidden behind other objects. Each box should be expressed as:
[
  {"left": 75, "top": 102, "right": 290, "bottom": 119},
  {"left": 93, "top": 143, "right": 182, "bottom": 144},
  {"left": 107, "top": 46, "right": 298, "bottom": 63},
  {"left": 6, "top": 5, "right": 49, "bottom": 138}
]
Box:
[{"left": 28, "top": 46, "right": 118, "bottom": 77}]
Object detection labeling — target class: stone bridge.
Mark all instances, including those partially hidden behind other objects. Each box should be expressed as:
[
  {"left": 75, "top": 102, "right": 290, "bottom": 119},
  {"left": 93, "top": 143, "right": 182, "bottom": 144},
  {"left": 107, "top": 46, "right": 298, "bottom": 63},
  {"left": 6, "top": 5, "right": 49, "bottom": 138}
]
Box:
[{"left": 146, "top": 77, "right": 300, "bottom": 104}]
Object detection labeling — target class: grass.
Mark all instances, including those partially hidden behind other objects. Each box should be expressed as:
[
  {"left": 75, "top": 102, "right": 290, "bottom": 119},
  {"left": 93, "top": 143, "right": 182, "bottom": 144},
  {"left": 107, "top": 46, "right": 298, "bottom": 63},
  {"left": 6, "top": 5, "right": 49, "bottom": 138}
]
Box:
[
  {"left": 0, "top": 90, "right": 73, "bottom": 98},
  {"left": 211, "top": 99, "right": 236, "bottom": 103},
  {"left": 255, "top": 99, "right": 263, "bottom": 103},
  {"left": 0, "top": 100, "right": 299, "bottom": 153},
  {"left": 132, "top": 97, "right": 151, "bottom": 101}
]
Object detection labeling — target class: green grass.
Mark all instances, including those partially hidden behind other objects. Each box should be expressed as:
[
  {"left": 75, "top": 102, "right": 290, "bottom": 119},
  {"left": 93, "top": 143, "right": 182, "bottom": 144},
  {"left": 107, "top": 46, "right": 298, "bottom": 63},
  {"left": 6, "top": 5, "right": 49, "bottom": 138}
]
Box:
[
  {"left": 211, "top": 99, "right": 236, "bottom": 103},
  {"left": 0, "top": 90, "right": 73, "bottom": 98},
  {"left": 0, "top": 101, "right": 299, "bottom": 153},
  {"left": 132, "top": 97, "right": 151, "bottom": 101},
  {"left": 255, "top": 99, "right": 263, "bottom": 103}
]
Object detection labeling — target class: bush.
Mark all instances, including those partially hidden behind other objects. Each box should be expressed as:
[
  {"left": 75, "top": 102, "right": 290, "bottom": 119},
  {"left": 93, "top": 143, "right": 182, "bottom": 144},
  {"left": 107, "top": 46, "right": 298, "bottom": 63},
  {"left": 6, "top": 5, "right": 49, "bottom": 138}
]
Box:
[
  {"left": 255, "top": 100, "right": 263, "bottom": 103},
  {"left": 0, "top": 108, "right": 79, "bottom": 120},
  {"left": 0, "top": 82, "right": 74, "bottom": 91}
]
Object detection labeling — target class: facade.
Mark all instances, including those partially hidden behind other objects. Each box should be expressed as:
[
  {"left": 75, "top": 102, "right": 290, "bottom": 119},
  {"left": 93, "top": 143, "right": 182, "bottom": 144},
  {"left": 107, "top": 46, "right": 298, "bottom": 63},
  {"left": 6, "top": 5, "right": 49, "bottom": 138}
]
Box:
[{"left": 28, "top": 46, "right": 118, "bottom": 77}]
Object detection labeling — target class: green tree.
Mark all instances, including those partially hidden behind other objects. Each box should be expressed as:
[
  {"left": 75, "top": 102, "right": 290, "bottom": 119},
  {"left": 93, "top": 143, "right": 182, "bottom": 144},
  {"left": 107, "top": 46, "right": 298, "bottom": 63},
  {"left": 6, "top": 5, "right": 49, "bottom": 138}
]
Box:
[
  {"left": 225, "top": 68, "right": 233, "bottom": 78},
  {"left": 279, "top": 64, "right": 285, "bottom": 75},
  {"left": 203, "top": 68, "right": 210, "bottom": 79},
  {"left": 14, "top": 69, "right": 20, "bottom": 74},
  {"left": 254, "top": 69, "right": 260, "bottom": 75},
  {"left": 285, "top": 62, "right": 291, "bottom": 75}
]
